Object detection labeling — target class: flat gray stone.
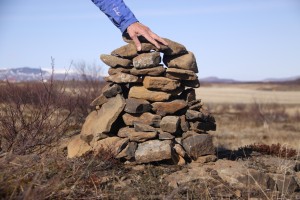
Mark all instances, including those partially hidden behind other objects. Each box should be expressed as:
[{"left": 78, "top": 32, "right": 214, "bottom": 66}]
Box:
[{"left": 135, "top": 140, "right": 174, "bottom": 163}]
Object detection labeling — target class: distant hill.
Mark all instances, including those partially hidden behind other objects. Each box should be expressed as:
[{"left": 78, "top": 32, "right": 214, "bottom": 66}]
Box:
[
  {"left": 200, "top": 76, "right": 238, "bottom": 83},
  {"left": 0, "top": 67, "right": 103, "bottom": 82}
]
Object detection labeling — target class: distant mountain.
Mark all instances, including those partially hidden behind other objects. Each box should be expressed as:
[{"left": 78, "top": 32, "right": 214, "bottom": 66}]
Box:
[
  {"left": 200, "top": 76, "right": 238, "bottom": 83},
  {"left": 0, "top": 67, "right": 103, "bottom": 82},
  {"left": 262, "top": 76, "right": 300, "bottom": 83}
]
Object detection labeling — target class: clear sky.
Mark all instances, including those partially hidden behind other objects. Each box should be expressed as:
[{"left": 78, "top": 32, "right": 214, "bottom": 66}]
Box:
[{"left": 0, "top": 0, "right": 299, "bottom": 81}]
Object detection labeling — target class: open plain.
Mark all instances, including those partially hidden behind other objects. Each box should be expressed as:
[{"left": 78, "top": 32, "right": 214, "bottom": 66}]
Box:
[{"left": 196, "top": 82, "right": 300, "bottom": 151}]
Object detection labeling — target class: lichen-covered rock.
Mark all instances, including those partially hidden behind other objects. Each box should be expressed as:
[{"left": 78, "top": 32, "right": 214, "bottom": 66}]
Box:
[
  {"left": 135, "top": 140, "right": 175, "bottom": 163},
  {"left": 133, "top": 52, "right": 161, "bottom": 69},
  {"left": 105, "top": 73, "right": 140, "bottom": 83}
]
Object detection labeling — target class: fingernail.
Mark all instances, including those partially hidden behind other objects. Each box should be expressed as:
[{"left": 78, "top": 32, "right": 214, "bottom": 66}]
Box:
[{"left": 137, "top": 46, "right": 141, "bottom": 51}]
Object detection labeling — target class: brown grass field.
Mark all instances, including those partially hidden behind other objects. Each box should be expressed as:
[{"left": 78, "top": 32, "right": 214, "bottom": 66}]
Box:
[{"left": 196, "top": 82, "right": 300, "bottom": 151}]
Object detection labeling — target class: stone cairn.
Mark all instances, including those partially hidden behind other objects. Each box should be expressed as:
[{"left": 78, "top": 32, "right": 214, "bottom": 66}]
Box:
[{"left": 67, "top": 35, "right": 216, "bottom": 165}]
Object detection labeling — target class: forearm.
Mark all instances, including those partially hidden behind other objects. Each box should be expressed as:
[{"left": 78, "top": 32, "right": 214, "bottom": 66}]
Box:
[{"left": 91, "top": 0, "right": 138, "bottom": 33}]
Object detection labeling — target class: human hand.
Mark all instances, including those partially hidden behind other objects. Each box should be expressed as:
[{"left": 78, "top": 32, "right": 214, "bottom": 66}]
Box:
[{"left": 126, "top": 22, "right": 168, "bottom": 51}]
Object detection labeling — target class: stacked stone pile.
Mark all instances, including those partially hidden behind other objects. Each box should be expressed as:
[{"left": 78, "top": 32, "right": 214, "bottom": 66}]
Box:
[{"left": 67, "top": 36, "right": 217, "bottom": 165}]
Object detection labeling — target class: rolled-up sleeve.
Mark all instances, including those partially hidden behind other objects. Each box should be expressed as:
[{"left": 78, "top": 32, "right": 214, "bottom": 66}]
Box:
[{"left": 91, "top": 0, "right": 138, "bottom": 33}]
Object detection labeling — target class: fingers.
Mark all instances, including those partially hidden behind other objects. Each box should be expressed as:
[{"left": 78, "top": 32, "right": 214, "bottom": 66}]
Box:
[
  {"left": 131, "top": 35, "right": 142, "bottom": 51},
  {"left": 127, "top": 22, "right": 168, "bottom": 51}
]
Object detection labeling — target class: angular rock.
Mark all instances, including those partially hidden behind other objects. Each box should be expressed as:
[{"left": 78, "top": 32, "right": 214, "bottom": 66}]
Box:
[
  {"left": 163, "top": 51, "right": 198, "bottom": 73},
  {"left": 179, "top": 115, "right": 190, "bottom": 132},
  {"left": 100, "top": 54, "right": 132, "bottom": 68},
  {"left": 177, "top": 155, "right": 186, "bottom": 166},
  {"left": 190, "top": 121, "right": 216, "bottom": 132},
  {"left": 116, "top": 142, "right": 137, "bottom": 160},
  {"left": 182, "top": 131, "right": 198, "bottom": 140},
  {"left": 122, "top": 112, "right": 161, "bottom": 127},
  {"left": 67, "top": 135, "right": 92, "bottom": 158},
  {"left": 128, "top": 86, "right": 171, "bottom": 102},
  {"left": 158, "top": 131, "right": 175, "bottom": 140},
  {"left": 105, "top": 72, "right": 139, "bottom": 83},
  {"left": 161, "top": 38, "right": 188, "bottom": 56},
  {"left": 108, "top": 67, "right": 131, "bottom": 75},
  {"left": 134, "top": 122, "right": 156, "bottom": 132},
  {"left": 194, "top": 155, "right": 217, "bottom": 164},
  {"left": 112, "top": 43, "right": 160, "bottom": 58},
  {"left": 182, "top": 134, "right": 215, "bottom": 159},
  {"left": 181, "top": 79, "right": 200, "bottom": 88},
  {"left": 152, "top": 100, "right": 187, "bottom": 116},
  {"left": 111, "top": 43, "right": 138, "bottom": 58},
  {"left": 130, "top": 65, "right": 165, "bottom": 76},
  {"left": 93, "top": 137, "right": 129, "bottom": 156},
  {"left": 133, "top": 52, "right": 161, "bottom": 69},
  {"left": 117, "top": 127, "right": 157, "bottom": 142},
  {"left": 166, "top": 68, "right": 198, "bottom": 81},
  {"left": 174, "top": 144, "right": 186, "bottom": 158},
  {"left": 102, "top": 83, "right": 122, "bottom": 98},
  {"left": 80, "top": 94, "right": 125, "bottom": 141},
  {"left": 160, "top": 116, "right": 180, "bottom": 134},
  {"left": 143, "top": 76, "right": 180, "bottom": 92},
  {"left": 186, "top": 110, "right": 204, "bottom": 121},
  {"left": 90, "top": 94, "right": 108, "bottom": 107},
  {"left": 179, "top": 88, "right": 196, "bottom": 102},
  {"left": 135, "top": 140, "right": 174, "bottom": 163},
  {"left": 124, "top": 98, "right": 151, "bottom": 114}
]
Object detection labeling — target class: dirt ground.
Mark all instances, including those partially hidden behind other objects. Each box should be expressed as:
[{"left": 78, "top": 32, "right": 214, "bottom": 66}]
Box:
[{"left": 196, "top": 83, "right": 300, "bottom": 151}]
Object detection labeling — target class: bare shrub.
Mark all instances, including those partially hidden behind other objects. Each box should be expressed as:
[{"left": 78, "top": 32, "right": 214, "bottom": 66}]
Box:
[
  {"left": 241, "top": 143, "right": 297, "bottom": 158},
  {"left": 0, "top": 60, "right": 105, "bottom": 155}
]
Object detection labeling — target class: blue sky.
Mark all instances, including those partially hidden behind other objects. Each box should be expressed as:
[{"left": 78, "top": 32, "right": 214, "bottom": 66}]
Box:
[{"left": 0, "top": 0, "right": 299, "bottom": 81}]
